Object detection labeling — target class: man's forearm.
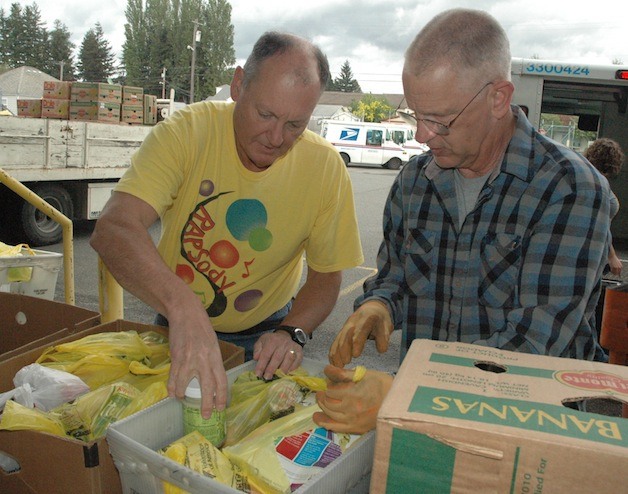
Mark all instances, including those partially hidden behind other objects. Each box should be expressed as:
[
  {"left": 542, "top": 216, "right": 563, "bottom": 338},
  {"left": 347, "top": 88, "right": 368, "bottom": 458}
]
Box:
[
  {"left": 91, "top": 210, "right": 191, "bottom": 319},
  {"left": 280, "top": 269, "right": 342, "bottom": 334}
]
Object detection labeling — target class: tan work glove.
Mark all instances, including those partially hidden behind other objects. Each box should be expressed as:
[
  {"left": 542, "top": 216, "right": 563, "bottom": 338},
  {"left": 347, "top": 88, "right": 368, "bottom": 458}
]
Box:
[
  {"left": 329, "top": 300, "right": 393, "bottom": 368},
  {"left": 313, "top": 364, "right": 393, "bottom": 434}
]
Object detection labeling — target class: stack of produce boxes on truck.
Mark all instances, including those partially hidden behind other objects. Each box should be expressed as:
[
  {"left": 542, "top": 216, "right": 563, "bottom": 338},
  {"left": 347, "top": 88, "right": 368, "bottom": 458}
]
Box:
[
  {"left": 15, "top": 81, "right": 157, "bottom": 126},
  {"left": 70, "top": 82, "right": 122, "bottom": 123},
  {"left": 16, "top": 97, "right": 42, "bottom": 118},
  {"left": 42, "top": 81, "right": 72, "bottom": 119},
  {"left": 16, "top": 81, "right": 72, "bottom": 119},
  {"left": 121, "top": 86, "right": 144, "bottom": 125},
  {"left": 143, "top": 93, "right": 157, "bottom": 125}
]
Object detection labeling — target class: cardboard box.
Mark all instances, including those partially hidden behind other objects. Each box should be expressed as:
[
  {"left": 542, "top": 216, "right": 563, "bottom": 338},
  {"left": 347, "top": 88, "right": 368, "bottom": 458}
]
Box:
[
  {"left": 107, "top": 358, "right": 375, "bottom": 494},
  {"left": 16, "top": 98, "right": 42, "bottom": 118},
  {"left": 0, "top": 248, "right": 64, "bottom": 300},
  {"left": 122, "top": 86, "right": 143, "bottom": 103},
  {"left": 143, "top": 94, "right": 157, "bottom": 125},
  {"left": 371, "top": 340, "right": 628, "bottom": 493},
  {"left": 121, "top": 104, "right": 144, "bottom": 125},
  {"left": 71, "top": 82, "right": 122, "bottom": 104},
  {"left": 70, "top": 101, "right": 121, "bottom": 123},
  {"left": 43, "top": 80, "right": 72, "bottom": 100},
  {"left": 41, "top": 98, "right": 70, "bottom": 119},
  {"left": 0, "top": 292, "right": 100, "bottom": 360},
  {"left": 0, "top": 319, "right": 244, "bottom": 494}
]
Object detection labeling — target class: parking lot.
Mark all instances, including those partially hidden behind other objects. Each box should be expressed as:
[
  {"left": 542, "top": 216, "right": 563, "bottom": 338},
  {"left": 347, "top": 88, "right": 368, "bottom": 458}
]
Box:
[{"left": 48, "top": 166, "right": 627, "bottom": 376}]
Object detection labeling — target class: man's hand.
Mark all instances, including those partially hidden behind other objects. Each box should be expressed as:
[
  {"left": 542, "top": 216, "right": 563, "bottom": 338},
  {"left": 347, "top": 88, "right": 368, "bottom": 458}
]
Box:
[
  {"left": 167, "top": 307, "right": 228, "bottom": 419},
  {"left": 329, "top": 300, "right": 393, "bottom": 368},
  {"left": 609, "top": 248, "right": 623, "bottom": 276},
  {"left": 253, "top": 330, "right": 303, "bottom": 380},
  {"left": 313, "top": 365, "right": 393, "bottom": 434}
]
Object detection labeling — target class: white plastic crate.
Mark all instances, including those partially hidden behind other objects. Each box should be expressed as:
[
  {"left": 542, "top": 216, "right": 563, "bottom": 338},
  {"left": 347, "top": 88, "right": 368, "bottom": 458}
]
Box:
[
  {"left": 107, "top": 358, "right": 374, "bottom": 494},
  {"left": 0, "top": 248, "right": 62, "bottom": 300}
]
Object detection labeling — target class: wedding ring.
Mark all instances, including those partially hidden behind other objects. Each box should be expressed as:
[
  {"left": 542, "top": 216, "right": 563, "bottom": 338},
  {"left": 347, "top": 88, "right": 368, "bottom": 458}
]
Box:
[{"left": 289, "top": 349, "right": 296, "bottom": 356}]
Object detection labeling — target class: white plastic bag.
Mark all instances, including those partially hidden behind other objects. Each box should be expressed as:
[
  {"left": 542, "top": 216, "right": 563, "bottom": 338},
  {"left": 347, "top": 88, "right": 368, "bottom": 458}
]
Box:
[{"left": 12, "top": 363, "right": 90, "bottom": 411}]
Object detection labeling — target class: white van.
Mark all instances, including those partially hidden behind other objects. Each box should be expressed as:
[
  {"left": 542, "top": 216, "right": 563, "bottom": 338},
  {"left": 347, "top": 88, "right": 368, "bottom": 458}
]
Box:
[
  {"left": 320, "top": 120, "right": 409, "bottom": 170},
  {"left": 384, "top": 123, "right": 429, "bottom": 160}
]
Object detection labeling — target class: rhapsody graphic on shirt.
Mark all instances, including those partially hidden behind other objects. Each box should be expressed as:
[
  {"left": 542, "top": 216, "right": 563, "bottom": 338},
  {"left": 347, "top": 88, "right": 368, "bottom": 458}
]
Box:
[{"left": 178, "top": 179, "right": 273, "bottom": 317}]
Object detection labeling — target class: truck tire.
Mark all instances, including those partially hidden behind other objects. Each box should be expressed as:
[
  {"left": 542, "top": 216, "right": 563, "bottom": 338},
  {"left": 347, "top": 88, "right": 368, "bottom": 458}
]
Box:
[
  {"left": 340, "top": 152, "right": 350, "bottom": 166},
  {"left": 20, "top": 184, "right": 74, "bottom": 246},
  {"left": 385, "top": 158, "right": 402, "bottom": 170}
]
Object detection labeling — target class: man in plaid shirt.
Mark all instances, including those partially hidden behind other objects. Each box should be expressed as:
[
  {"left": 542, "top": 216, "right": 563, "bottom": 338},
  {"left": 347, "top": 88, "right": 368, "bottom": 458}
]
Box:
[{"left": 314, "top": 8, "right": 613, "bottom": 434}]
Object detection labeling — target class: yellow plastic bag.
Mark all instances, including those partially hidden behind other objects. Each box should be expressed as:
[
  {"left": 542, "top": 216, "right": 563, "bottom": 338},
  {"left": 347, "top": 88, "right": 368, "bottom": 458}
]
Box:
[
  {"left": 225, "top": 368, "right": 327, "bottom": 447},
  {"left": 38, "top": 331, "right": 154, "bottom": 362},
  {"left": 223, "top": 405, "right": 321, "bottom": 494},
  {"left": 161, "top": 442, "right": 189, "bottom": 494},
  {"left": 38, "top": 353, "right": 131, "bottom": 389},
  {"left": 0, "top": 241, "right": 35, "bottom": 282},
  {"left": 36, "top": 331, "right": 172, "bottom": 390},
  {"left": 0, "top": 399, "right": 66, "bottom": 437},
  {"left": 53, "top": 382, "right": 140, "bottom": 441},
  {"left": 160, "top": 430, "right": 255, "bottom": 493},
  {"left": 134, "top": 330, "right": 171, "bottom": 369},
  {"left": 119, "top": 381, "right": 168, "bottom": 419}
]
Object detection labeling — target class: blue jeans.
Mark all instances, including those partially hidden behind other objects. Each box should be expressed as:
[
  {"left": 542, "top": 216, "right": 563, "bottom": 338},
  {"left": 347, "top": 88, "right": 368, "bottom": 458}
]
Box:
[{"left": 154, "top": 301, "right": 292, "bottom": 362}]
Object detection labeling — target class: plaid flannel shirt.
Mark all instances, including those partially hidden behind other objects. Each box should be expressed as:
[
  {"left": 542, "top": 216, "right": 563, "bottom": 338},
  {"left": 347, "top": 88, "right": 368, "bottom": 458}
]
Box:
[{"left": 357, "top": 107, "right": 611, "bottom": 362}]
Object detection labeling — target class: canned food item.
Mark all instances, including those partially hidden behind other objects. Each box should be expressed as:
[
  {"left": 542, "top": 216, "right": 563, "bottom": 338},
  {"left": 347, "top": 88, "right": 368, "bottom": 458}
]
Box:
[{"left": 182, "top": 378, "right": 226, "bottom": 447}]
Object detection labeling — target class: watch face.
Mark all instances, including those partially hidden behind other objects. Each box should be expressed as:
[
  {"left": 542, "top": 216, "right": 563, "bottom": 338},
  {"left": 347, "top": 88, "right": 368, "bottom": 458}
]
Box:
[{"left": 293, "top": 328, "right": 307, "bottom": 345}]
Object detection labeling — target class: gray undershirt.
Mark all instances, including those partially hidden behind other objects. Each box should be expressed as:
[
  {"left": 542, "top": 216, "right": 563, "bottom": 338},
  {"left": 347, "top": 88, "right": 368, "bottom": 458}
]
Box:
[{"left": 453, "top": 169, "right": 489, "bottom": 228}]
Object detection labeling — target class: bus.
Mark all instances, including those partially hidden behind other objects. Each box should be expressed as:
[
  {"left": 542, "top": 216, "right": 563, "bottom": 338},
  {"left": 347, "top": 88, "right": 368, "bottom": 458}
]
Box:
[{"left": 511, "top": 58, "right": 628, "bottom": 241}]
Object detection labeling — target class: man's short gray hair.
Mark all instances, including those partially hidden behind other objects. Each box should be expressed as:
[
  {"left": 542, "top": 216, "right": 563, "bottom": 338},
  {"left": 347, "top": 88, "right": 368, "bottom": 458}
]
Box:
[{"left": 404, "top": 9, "right": 511, "bottom": 84}]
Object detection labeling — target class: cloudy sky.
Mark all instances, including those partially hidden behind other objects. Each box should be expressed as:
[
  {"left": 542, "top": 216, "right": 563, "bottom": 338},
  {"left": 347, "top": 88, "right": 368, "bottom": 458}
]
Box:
[{"left": 4, "top": 0, "right": 627, "bottom": 93}]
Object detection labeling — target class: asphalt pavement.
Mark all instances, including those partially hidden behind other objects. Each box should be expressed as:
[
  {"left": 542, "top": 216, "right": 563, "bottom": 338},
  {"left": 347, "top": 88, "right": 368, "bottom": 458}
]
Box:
[{"left": 46, "top": 166, "right": 627, "bottom": 415}]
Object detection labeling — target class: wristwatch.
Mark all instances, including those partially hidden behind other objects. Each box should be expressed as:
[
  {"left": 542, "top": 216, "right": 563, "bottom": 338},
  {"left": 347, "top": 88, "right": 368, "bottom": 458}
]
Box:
[{"left": 274, "top": 325, "right": 311, "bottom": 347}]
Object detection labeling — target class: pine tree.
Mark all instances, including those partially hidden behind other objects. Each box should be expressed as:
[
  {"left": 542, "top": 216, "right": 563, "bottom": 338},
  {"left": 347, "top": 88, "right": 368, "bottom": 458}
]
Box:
[
  {"left": 48, "top": 20, "right": 76, "bottom": 81},
  {"left": 332, "top": 60, "right": 362, "bottom": 93},
  {"left": 2, "top": 3, "right": 29, "bottom": 66},
  {"left": 77, "top": 22, "right": 116, "bottom": 81},
  {"left": 0, "top": 2, "right": 56, "bottom": 73}
]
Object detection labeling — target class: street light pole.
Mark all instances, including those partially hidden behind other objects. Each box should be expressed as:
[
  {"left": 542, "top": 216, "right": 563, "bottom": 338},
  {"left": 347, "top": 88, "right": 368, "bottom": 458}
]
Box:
[{"left": 189, "top": 20, "right": 201, "bottom": 104}]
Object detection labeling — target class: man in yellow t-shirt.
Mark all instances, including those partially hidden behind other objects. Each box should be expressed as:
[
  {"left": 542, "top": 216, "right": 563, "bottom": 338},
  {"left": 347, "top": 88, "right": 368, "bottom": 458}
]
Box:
[{"left": 91, "top": 32, "right": 363, "bottom": 418}]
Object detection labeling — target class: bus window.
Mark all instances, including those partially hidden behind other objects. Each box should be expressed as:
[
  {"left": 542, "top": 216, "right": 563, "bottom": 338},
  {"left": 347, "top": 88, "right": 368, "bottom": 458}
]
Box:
[{"left": 538, "top": 113, "right": 597, "bottom": 152}]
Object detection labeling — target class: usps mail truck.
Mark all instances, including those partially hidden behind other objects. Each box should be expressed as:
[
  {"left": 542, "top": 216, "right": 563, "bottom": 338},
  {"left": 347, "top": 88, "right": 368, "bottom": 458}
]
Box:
[
  {"left": 320, "top": 120, "right": 409, "bottom": 170},
  {"left": 385, "top": 123, "right": 429, "bottom": 160}
]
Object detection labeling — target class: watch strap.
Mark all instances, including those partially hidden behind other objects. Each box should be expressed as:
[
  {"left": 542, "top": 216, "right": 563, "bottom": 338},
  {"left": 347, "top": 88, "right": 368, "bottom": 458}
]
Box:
[{"left": 274, "top": 325, "right": 311, "bottom": 346}]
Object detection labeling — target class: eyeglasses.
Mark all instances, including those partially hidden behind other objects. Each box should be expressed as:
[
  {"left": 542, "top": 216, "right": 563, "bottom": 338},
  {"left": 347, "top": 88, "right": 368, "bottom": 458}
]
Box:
[{"left": 397, "top": 82, "right": 493, "bottom": 136}]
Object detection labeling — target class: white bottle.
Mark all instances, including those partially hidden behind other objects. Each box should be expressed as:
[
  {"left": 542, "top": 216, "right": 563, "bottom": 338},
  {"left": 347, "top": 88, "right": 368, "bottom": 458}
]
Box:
[{"left": 182, "top": 378, "right": 226, "bottom": 447}]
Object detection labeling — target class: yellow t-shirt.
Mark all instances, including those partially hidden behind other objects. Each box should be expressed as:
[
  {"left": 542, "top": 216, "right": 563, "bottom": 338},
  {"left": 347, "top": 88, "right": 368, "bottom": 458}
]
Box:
[{"left": 116, "top": 101, "right": 363, "bottom": 332}]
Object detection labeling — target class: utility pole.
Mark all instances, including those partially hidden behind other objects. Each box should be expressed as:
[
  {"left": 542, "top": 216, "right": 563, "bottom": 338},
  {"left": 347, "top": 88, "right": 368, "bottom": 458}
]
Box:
[
  {"left": 161, "top": 67, "right": 167, "bottom": 99},
  {"left": 58, "top": 61, "right": 65, "bottom": 81},
  {"left": 188, "top": 20, "right": 202, "bottom": 104}
]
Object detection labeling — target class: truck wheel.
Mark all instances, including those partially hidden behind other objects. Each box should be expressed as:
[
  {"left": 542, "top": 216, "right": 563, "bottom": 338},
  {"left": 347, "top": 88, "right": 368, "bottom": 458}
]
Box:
[
  {"left": 386, "top": 158, "right": 402, "bottom": 170},
  {"left": 340, "top": 153, "right": 350, "bottom": 166},
  {"left": 20, "top": 184, "right": 74, "bottom": 246}
]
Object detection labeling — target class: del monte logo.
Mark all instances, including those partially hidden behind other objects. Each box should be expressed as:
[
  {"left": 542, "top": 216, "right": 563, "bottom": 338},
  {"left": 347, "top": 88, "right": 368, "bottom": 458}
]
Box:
[{"left": 555, "top": 370, "right": 628, "bottom": 395}]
